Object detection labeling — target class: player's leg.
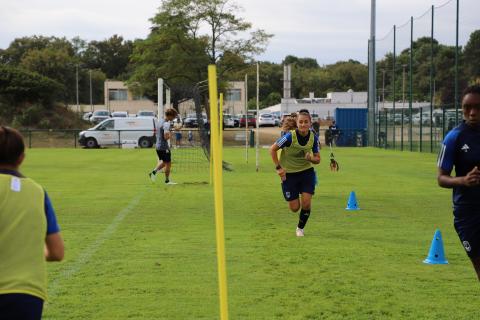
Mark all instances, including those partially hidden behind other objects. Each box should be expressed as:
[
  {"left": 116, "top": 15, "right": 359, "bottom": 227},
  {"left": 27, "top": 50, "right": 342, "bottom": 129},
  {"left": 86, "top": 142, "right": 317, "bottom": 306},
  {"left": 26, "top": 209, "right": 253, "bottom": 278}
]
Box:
[
  {"left": 149, "top": 150, "right": 163, "bottom": 181},
  {"left": 470, "top": 257, "right": 480, "bottom": 281},
  {"left": 281, "top": 174, "right": 300, "bottom": 212},
  {"left": 163, "top": 151, "right": 173, "bottom": 183},
  {"left": 298, "top": 192, "right": 312, "bottom": 230},
  {"left": 164, "top": 162, "right": 171, "bottom": 183},
  {"left": 297, "top": 169, "right": 316, "bottom": 235},
  {"left": 288, "top": 199, "right": 300, "bottom": 212},
  {"left": 454, "top": 216, "right": 480, "bottom": 281}
]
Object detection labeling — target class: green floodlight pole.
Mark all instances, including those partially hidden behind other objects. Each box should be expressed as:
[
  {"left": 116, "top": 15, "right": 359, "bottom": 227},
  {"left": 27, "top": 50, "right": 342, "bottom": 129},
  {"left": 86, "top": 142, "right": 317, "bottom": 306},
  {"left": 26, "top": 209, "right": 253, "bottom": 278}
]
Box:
[
  {"left": 393, "top": 25, "right": 396, "bottom": 150},
  {"left": 454, "top": 0, "right": 459, "bottom": 125},
  {"left": 430, "top": 5, "right": 435, "bottom": 153},
  {"left": 368, "top": 0, "right": 376, "bottom": 146},
  {"left": 409, "top": 16, "right": 413, "bottom": 152}
]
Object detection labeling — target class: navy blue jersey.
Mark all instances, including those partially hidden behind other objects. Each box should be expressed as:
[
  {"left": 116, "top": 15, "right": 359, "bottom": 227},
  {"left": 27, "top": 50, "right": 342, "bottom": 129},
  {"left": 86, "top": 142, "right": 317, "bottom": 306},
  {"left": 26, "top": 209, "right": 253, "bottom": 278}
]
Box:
[{"left": 437, "top": 122, "right": 480, "bottom": 216}]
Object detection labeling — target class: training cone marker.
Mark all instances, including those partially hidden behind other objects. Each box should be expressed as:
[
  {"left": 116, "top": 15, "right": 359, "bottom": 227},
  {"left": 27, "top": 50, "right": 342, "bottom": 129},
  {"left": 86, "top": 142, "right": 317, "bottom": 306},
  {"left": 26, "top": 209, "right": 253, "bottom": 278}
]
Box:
[
  {"left": 423, "top": 229, "right": 448, "bottom": 264},
  {"left": 345, "top": 191, "right": 360, "bottom": 210}
]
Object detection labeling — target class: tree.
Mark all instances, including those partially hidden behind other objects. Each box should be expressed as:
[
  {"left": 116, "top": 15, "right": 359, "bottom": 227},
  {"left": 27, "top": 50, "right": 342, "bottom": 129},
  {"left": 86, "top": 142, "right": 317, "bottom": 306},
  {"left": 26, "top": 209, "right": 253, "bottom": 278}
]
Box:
[
  {"left": 283, "top": 55, "right": 319, "bottom": 69},
  {"left": 463, "top": 30, "right": 480, "bottom": 83},
  {"left": 152, "top": 0, "right": 272, "bottom": 71},
  {"left": 128, "top": 13, "right": 210, "bottom": 105},
  {"left": 19, "top": 47, "right": 76, "bottom": 103},
  {"left": 0, "top": 36, "right": 74, "bottom": 65},
  {"left": 0, "top": 65, "right": 63, "bottom": 108},
  {"left": 82, "top": 35, "right": 133, "bottom": 79},
  {"left": 128, "top": 0, "right": 272, "bottom": 107}
]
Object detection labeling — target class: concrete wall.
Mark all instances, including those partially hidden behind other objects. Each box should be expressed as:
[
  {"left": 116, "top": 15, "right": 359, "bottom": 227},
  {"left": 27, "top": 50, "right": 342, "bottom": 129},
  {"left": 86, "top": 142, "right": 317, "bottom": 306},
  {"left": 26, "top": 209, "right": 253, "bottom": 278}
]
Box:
[{"left": 104, "top": 80, "right": 156, "bottom": 115}]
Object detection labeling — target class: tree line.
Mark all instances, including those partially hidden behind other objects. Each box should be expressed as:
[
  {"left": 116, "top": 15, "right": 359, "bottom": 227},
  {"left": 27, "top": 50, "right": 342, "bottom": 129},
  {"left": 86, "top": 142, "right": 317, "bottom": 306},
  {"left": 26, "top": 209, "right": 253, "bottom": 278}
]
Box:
[{"left": 0, "top": 0, "right": 478, "bottom": 128}]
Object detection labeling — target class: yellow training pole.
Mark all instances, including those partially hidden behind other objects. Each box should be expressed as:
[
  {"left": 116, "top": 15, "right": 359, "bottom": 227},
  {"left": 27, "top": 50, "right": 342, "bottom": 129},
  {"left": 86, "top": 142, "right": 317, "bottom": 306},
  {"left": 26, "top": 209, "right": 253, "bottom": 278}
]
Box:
[
  {"left": 219, "top": 93, "right": 223, "bottom": 147},
  {"left": 208, "top": 64, "right": 229, "bottom": 320},
  {"left": 209, "top": 110, "right": 213, "bottom": 185}
]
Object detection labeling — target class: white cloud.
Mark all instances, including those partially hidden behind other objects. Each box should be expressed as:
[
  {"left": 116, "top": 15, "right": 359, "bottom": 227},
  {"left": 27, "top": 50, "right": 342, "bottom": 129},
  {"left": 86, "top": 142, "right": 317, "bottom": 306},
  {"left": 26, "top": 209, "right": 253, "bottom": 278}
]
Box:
[{"left": 0, "top": 0, "right": 477, "bottom": 64}]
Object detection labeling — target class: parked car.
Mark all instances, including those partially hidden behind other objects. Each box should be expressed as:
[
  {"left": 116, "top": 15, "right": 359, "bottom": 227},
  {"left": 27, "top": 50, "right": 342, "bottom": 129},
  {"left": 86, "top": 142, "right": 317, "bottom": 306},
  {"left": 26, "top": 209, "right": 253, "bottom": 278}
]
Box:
[
  {"left": 82, "top": 112, "right": 93, "bottom": 121},
  {"left": 111, "top": 111, "right": 128, "bottom": 118},
  {"left": 273, "top": 114, "right": 280, "bottom": 126},
  {"left": 411, "top": 111, "right": 435, "bottom": 125},
  {"left": 90, "top": 110, "right": 110, "bottom": 124},
  {"left": 258, "top": 113, "right": 276, "bottom": 127},
  {"left": 79, "top": 117, "right": 156, "bottom": 148},
  {"left": 184, "top": 113, "right": 207, "bottom": 128},
  {"left": 239, "top": 114, "right": 256, "bottom": 127},
  {"left": 137, "top": 110, "right": 156, "bottom": 118},
  {"left": 233, "top": 115, "right": 240, "bottom": 127},
  {"left": 223, "top": 114, "right": 235, "bottom": 128}
]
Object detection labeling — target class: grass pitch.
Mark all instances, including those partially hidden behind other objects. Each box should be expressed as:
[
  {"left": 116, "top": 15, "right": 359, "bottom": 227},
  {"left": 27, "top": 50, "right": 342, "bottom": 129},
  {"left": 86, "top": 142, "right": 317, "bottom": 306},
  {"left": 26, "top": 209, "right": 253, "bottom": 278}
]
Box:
[{"left": 21, "top": 147, "right": 479, "bottom": 319}]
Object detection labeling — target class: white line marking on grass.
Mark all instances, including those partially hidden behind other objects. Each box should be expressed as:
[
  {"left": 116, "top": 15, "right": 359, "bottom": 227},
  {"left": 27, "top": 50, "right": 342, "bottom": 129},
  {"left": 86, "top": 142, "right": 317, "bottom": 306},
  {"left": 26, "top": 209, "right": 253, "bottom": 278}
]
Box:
[{"left": 48, "top": 190, "right": 145, "bottom": 298}]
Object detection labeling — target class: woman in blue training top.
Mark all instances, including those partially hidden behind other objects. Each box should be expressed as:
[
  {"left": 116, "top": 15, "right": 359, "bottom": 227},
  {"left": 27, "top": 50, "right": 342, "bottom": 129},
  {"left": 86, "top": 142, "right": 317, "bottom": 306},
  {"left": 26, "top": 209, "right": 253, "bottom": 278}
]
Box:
[
  {"left": 269, "top": 110, "right": 321, "bottom": 237},
  {"left": 0, "top": 126, "right": 64, "bottom": 319},
  {"left": 438, "top": 85, "right": 480, "bottom": 280}
]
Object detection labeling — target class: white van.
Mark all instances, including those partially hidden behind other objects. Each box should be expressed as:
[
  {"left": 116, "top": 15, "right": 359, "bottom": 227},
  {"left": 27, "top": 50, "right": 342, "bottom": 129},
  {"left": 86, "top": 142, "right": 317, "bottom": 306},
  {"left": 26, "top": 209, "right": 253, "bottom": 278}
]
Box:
[{"left": 79, "top": 117, "right": 156, "bottom": 148}]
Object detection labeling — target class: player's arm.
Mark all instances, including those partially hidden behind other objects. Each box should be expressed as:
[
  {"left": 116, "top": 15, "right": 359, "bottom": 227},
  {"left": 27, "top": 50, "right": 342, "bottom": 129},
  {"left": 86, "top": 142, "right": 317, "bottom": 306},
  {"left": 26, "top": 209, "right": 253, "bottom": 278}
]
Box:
[
  {"left": 45, "top": 233, "right": 64, "bottom": 261},
  {"left": 270, "top": 134, "right": 292, "bottom": 180},
  {"left": 163, "top": 122, "right": 171, "bottom": 140},
  {"left": 305, "top": 135, "right": 321, "bottom": 164},
  {"left": 269, "top": 143, "right": 286, "bottom": 179},
  {"left": 438, "top": 167, "right": 480, "bottom": 188},
  {"left": 43, "top": 191, "right": 64, "bottom": 261}
]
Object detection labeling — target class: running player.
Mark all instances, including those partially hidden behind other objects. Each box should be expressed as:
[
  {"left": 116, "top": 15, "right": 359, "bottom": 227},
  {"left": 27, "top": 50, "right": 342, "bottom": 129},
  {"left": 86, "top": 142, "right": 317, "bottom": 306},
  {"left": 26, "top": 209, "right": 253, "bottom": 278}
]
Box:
[
  {"left": 149, "top": 108, "right": 178, "bottom": 184},
  {"left": 269, "top": 109, "right": 321, "bottom": 237},
  {"left": 437, "top": 84, "right": 480, "bottom": 280}
]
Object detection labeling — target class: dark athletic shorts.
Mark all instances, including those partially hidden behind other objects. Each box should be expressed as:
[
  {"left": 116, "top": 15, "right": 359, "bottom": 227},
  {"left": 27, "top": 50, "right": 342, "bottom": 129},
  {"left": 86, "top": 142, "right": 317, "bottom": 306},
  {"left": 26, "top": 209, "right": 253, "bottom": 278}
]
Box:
[
  {"left": 0, "top": 293, "right": 44, "bottom": 320},
  {"left": 281, "top": 167, "right": 316, "bottom": 202},
  {"left": 454, "top": 213, "right": 480, "bottom": 259},
  {"left": 156, "top": 149, "right": 171, "bottom": 163}
]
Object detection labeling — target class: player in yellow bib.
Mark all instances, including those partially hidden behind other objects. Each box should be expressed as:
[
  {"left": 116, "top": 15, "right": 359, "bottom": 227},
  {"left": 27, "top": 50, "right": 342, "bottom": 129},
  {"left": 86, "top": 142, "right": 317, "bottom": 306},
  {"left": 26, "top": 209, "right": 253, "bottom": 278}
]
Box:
[
  {"left": 0, "top": 126, "right": 64, "bottom": 319},
  {"left": 269, "top": 110, "right": 321, "bottom": 237}
]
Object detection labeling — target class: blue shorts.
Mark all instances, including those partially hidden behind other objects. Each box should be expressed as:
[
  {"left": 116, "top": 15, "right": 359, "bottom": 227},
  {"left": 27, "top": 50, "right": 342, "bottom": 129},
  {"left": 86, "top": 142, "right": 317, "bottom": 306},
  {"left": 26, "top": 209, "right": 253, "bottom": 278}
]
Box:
[
  {"left": 454, "top": 213, "right": 480, "bottom": 259},
  {"left": 0, "top": 293, "right": 44, "bottom": 320},
  {"left": 281, "top": 168, "right": 316, "bottom": 202}
]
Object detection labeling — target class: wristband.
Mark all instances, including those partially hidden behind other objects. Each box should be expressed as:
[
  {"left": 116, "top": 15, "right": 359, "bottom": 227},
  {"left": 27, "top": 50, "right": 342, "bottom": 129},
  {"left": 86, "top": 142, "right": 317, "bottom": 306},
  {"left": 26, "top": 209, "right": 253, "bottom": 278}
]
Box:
[{"left": 275, "top": 164, "right": 282, "bottom": 170}]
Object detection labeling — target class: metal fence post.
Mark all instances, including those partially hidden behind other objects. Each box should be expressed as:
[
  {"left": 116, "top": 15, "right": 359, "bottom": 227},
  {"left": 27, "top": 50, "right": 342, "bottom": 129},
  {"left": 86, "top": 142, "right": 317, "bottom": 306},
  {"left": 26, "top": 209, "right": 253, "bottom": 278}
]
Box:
[
  {"left": 409, "top": 16, "right": 413, "bottom": 152},
  {"left": 430, "top": 5, "right": 435, "bottom": 153},
  {"left": 401, "top": 108, "right": 404, "bottom": 151},
  {"left": 420, "top": 107, "right": 423, "bottom": 152},
  {"left": 385, "top": 109, "right": 388, "bottom": 149},
  {"left": 393, "top": 24, "right": 396, "bottom": 150},
  {"left": 118, "top": 130, "right": 121, "bottom": 148},
  {"left": 29, "top": 130, "right": 32, "bottom": 148}
]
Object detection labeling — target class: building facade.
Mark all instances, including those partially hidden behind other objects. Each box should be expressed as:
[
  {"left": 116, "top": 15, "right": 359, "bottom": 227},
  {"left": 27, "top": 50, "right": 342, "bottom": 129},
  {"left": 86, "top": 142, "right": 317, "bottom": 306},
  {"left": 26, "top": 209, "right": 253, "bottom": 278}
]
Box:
[{"left": 104, "top": 80, "right": 156, "bottom": 115}]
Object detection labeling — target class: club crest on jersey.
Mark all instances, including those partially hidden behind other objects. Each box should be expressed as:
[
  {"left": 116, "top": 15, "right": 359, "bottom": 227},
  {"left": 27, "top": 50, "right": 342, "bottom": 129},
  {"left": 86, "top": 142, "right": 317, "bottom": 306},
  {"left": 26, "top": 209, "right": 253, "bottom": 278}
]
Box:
[
  {"left": 463, "top": 241, "right": 472, "bottom": 252},
  {"left": 461, "top": 144, "right": 470, "bottom": 152}
]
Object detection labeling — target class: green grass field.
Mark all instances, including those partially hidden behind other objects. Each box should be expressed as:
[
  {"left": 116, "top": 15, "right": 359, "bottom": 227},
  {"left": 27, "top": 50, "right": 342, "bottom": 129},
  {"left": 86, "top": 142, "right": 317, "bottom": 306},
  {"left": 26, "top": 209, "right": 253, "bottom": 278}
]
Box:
[{"left": 21, "top": 147, "right": 479, "bottom": 319}]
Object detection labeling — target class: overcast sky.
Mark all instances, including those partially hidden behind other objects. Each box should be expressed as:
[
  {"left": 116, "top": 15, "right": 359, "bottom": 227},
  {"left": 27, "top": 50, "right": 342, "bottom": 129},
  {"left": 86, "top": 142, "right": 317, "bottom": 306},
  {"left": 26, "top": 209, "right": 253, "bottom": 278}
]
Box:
[{"left": 1, "top": 0, "right": 477, "bottom": 65}]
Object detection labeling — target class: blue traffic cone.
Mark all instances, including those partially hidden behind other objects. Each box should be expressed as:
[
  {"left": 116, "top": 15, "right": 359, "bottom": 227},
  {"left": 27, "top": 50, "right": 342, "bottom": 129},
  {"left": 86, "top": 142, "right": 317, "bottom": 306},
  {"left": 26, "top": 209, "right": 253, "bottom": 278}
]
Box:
[
  {"left": 423, "top": 229, "right": 448, "bottom": 264},
  {"left": 345, "top": 191, "right": 360, "bottom": 210}
]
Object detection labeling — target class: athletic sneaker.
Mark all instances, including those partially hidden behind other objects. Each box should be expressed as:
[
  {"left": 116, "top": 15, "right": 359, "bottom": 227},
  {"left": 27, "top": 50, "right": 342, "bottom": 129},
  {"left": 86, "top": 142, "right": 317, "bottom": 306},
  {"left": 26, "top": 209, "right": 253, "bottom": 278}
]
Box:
[
  {"left": 296, "top": 227, "right": 304, "bottom": 237},
  {"left": 165, "top": 181, "right": 177, "bottom": 185},
  {"left": 148, "top": 172, "right": 156, "bottom": 182}
]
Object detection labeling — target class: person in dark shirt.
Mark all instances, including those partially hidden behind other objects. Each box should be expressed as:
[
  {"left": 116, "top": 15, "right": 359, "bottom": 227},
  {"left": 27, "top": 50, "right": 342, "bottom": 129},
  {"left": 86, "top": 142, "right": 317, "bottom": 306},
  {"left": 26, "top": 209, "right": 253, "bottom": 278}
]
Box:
[
  {"left": 328, "top": 120, "right": 339, "bottom": 146},
  {"left": 437, "top": 84, "right": 480, "bottom": 280}
]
